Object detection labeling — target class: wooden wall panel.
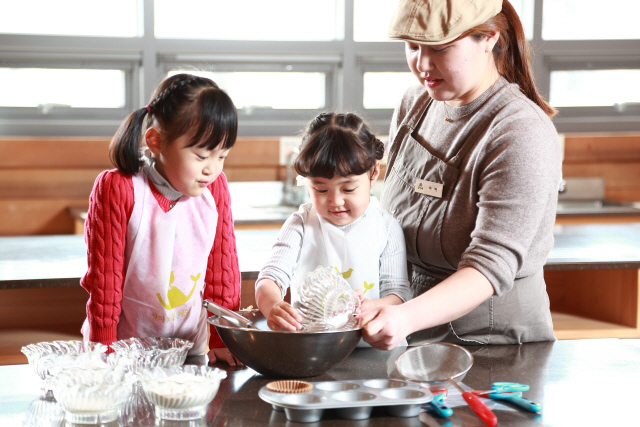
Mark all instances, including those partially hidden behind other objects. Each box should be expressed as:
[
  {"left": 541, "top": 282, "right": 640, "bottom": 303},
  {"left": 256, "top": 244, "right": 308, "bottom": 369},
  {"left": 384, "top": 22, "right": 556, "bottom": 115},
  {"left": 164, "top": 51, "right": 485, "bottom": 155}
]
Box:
[
  {"left": 607, "top": 189, "right": 640, "bottom": 201},
  {"left": 555, "top": 215, "right": 640, "bottom": 225},
  {"left": 224, "top": 167, "right": 283, "bottom": 183},
  {"left": 0, "top": 286, "right": 87, "bottom": 365},
  {"left": 0, "top": 137, "right": 288, "bottom": 235},
  {"left": 0, "top": 169, "right": 103, "bottom": 199},
  {"left": 563, "top": 134, "right": 640, "bottom": 163},
  {"left": 0, "top": 329, "right": 83, "bottom": 365},
  {"left": 562, "top": 162, "right": 640, "bottom": 202},
  {"left": 241, "top": 279, "right": 256, "bottom": 310},
  {"left": 563, "top": 133, "right": 640, "bottom": 203},
  {"left": 224, "top": 138, "right": 280, "bottom": 166},
  {"left": 0, "top": 199, "right": 89, "bottom": 235},
  {"left": 563, "top": 163, "right": 640, "bottom": 183},
  {"left": 0, "top": 287, "right": 87, "bottom": 332},
  {"left": 0, "top": 137, "right": 281, "bottom": 170},
  {"left": 0, "top": 138, "right": 111, "bottom": 169},
  {"left": 1, "top": 133, "right": 639, "bottom": 236},
  {"left": 545, "top": 269, "right": 639, "bottom": 328}
]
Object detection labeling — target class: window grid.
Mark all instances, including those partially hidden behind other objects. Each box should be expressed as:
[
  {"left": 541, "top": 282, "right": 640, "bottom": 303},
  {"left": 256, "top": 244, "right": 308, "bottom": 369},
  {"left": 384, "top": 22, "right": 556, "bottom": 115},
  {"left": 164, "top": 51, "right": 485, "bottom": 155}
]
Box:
[{"left": 0, "top": 0, "right": 638, "bottom": 136}]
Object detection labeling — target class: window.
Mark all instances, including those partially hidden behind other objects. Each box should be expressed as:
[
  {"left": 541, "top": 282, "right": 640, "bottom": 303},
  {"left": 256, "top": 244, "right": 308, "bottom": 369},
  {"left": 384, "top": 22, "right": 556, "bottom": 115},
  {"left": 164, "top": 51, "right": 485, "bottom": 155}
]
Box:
[
  {"left": 511, "top": 0, "right": 534, "bottom": 40},
  {"left": 353, "top": 0, "right": 400, "bottom": 42},
  {"left": 537, "top": 0, "right": 640, "bottom": 131},
  {"left": 160, "top": 57, "right": 338, "bottom": 135},
  {"left": 155, "top": 0, "right": 344, "bottom": 41},
  {"left": 0, "top": 59, "right": 136, "bottom": 135},
  {"left": 0, "top": 68, "right": 126, "bottom": 109},
  {"left": 550, "top": 70, "right": 640, "bottom": 107},
  {"left": 542, "top": 0, "right": 640, "bottom": 40},
  {"left": 167, "top": 70, "right": 326, "bottom": 110},
  {"left": 0, "top": 0, "right": 638, "bottom": 136},
  {"left": 0, "top": 0, "right": 139, "bottom": 37},
  {"left": 363, "top": 72, "right": 416, "bottom": 109}
]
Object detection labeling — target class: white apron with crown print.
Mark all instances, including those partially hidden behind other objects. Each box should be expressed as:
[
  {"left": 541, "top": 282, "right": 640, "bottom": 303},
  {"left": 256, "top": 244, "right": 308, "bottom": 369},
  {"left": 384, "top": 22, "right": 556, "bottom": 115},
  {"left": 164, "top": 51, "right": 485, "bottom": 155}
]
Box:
[
  {"left": 292, "top": 204, "right": 399, "bottom": 347},
  {"left": 291, "top": 203, "right": 407, "bottom": 347},
  {"left": 291, "top": 203, "right": 383, "bottom": 303},
  {"left": 84, "top": 172, "right": 217, "bottom": 355}
]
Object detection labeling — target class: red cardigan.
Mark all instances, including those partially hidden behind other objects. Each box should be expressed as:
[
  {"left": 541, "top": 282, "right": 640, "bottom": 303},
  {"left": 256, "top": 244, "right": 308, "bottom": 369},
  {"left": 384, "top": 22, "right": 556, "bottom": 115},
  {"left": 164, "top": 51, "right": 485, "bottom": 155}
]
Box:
[{"left": 80, "top": 169, "right": 241, "bottom": 349}]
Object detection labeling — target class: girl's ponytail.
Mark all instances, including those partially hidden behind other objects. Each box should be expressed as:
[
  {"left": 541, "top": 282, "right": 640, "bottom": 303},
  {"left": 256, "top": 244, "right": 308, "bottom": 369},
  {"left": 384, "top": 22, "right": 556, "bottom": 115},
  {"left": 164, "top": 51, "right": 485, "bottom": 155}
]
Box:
[
  {"left": 109, "top": 107, "right": 149, "bottom": 175},
  {"left": 109, "top": 73, "right": 237, "bottom": 176}
]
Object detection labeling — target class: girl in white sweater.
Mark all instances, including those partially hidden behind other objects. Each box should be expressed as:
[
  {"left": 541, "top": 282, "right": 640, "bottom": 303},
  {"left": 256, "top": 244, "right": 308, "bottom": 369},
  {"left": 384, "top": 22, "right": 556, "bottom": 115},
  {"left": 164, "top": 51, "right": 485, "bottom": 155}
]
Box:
[{"left": 255, "top": 112, "right": 412, "bottom": 332}]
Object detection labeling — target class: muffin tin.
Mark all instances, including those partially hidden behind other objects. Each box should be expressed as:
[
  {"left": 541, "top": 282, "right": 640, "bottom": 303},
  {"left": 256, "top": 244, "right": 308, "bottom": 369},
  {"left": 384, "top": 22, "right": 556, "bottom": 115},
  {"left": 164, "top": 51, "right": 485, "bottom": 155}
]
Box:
[{"left": 259, "top": 379, "right": 433, "bottom": 422}]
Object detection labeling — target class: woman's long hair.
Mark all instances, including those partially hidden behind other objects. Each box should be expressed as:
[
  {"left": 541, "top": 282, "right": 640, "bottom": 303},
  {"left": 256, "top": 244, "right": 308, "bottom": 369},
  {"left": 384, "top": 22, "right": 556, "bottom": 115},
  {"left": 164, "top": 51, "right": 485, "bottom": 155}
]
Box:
[{"left": 461, "top": 0, "right": 557, "bottom": 118}]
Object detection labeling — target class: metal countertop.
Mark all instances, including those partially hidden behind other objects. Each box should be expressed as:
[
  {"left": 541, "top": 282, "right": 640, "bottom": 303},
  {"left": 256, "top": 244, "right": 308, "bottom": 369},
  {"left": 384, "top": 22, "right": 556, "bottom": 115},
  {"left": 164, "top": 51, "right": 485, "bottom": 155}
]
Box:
[
  {"left": 2, "top": 222, "right": 640, "bottom": 289},
  {"left": 2, "top": 339, "right": 640, "bottom": 426}
]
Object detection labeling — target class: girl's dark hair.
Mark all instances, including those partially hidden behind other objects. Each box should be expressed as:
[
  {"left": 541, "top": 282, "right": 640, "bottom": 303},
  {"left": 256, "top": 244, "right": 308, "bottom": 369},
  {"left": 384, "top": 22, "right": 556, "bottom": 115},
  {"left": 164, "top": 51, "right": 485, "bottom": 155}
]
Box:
[
  {"left": 461, "top": 0, "right": 557, "bottom": 118},
  {"left": 294, "top": 112, "right": 384, "bottom": 180},
  {"left": 110, "top": 73, "right": 238, "bottom": 175}
]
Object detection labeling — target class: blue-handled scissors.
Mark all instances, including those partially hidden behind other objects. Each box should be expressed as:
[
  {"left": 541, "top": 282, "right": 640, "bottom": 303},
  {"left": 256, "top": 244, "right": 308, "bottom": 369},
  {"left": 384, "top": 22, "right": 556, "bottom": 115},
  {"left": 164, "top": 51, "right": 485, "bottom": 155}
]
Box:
[
  {"left": 487, "top": 382, "right": 530, "bottom": 393},
  {"left": 424, "top": 391, "right": 454, "bottom": 417},
  {"left": 474, "top": 383, "right": 542, "bottom": 413},
  {"left": 487, "top": 391, "right": 542, "bottom": 413}
]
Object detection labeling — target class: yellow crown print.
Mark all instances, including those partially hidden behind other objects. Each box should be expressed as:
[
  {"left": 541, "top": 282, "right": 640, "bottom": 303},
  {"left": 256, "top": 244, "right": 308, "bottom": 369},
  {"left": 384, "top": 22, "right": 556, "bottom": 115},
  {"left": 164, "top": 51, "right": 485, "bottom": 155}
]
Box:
[{"left": 157, "top": 271, "right": 200, "bottom": 310}]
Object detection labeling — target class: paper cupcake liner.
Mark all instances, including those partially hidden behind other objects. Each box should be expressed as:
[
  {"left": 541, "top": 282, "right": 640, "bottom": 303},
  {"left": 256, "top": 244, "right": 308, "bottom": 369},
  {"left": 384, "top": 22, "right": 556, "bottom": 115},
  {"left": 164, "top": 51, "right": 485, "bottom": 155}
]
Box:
[{"left": 266, "top": 380, "right": 313, "bottom": 394}]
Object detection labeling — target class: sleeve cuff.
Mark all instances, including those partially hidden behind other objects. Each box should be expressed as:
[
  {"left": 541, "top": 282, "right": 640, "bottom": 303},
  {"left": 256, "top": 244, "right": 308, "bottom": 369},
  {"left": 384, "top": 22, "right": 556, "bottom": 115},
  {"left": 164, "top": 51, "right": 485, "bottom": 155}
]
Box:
[
  {"left": 88, "top": 323, "right": 118, "bottom": 348},
  {"left": 208, "top": 323, "right": 226, "bottom": 349}
]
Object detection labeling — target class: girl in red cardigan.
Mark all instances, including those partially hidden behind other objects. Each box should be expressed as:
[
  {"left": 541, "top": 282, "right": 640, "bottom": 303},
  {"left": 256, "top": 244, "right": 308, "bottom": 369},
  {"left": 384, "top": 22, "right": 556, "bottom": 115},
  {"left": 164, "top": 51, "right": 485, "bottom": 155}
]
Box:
[{"left": 81, "top": 73, "right": 242, "bottom": 365}]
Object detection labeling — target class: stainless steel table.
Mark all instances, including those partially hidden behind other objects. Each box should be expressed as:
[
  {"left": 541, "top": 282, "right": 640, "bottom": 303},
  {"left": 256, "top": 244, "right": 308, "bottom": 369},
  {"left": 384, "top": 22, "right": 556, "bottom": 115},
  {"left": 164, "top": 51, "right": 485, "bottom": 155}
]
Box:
[
  {"left": 2, "top": 339, "right": 639, "bottom": 426},
  {"left": 3, "top": 223, "right": 640, "bottom": 289}
]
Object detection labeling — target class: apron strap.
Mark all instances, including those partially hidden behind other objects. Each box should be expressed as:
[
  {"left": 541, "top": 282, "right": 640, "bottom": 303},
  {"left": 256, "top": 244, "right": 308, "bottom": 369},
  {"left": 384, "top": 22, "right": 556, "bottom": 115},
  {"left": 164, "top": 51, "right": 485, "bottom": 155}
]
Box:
[
  {"left": 386, "top": 91, "right": 433, "bottom": 176},
  {"left": 447, "top": 78, "right": 511, "bottom": 168}
]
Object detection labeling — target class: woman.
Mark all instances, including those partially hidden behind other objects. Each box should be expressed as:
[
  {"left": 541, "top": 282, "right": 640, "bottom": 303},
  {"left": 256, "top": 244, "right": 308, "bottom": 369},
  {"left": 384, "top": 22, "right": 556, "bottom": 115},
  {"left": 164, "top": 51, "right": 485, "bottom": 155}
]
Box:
[{"left": 357, "top": 0, "right": 562, "bottom": 349}]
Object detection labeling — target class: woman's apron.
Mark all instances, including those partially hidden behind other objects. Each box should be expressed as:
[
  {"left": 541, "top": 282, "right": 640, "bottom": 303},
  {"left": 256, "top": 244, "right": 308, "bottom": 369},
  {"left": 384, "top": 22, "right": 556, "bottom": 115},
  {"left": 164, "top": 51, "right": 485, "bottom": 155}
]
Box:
[
  {"left": 291, "top": 205, "right": 407, "bottom": 347},
  {"left": 380, "top": 94, "right": 555, "bottom": 345},
  {"left": 83, "top": 173, "right": 217, "bottom": 355}
]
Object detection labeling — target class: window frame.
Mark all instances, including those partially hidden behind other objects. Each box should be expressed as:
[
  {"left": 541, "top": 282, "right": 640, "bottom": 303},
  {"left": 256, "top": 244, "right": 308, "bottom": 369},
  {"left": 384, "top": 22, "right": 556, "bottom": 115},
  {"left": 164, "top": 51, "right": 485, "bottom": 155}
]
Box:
[
  {"left": 529, "top": 0, "right": 640, "bottom": 132},
  {"left": 0, "top": 34, "right": 142, "bottom": 136},
  {"left": 538, "top": 44, "right": 640, "bottom": 131},
  {"left": 0, "top": 0, "right": 638, "bottom": 137},
  {"left": 156, "top": 39, "right": 343, "bottom": 136}
]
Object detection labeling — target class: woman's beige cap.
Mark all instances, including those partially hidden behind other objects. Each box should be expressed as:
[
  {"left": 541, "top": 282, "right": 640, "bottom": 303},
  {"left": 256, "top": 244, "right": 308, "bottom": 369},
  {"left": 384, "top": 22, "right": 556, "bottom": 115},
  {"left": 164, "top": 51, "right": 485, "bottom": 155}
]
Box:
[{"left": 389, "top": 0, "right": 503, "bottom": 45}]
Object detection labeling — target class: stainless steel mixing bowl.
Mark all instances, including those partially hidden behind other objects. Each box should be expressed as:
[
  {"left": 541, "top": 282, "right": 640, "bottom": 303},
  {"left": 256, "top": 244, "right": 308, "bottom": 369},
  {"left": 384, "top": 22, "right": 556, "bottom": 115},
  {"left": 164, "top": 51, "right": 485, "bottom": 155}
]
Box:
[{"left": 207, "top": 311, "right": 362, "bottom": 378}]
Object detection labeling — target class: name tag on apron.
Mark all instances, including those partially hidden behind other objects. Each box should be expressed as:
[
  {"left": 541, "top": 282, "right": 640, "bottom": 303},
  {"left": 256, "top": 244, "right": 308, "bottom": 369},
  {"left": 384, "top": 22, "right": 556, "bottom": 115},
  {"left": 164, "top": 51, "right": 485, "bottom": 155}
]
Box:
[{"left": 414, "top": 179, "right": 443, "bottom": 198}]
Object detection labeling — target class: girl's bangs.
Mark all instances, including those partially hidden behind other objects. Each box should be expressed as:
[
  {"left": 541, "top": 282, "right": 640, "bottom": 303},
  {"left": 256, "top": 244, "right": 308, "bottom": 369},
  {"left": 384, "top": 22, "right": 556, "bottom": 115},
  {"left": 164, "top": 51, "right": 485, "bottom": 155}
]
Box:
[
  {"left": 297, "top": 129, "right": 373, "bottom": 178},
  {"left": 332, "top": 152, "right": 371, "bottom": 177},
  {"left": 186, "top": 88, "right": 238, "bottom": 151}
]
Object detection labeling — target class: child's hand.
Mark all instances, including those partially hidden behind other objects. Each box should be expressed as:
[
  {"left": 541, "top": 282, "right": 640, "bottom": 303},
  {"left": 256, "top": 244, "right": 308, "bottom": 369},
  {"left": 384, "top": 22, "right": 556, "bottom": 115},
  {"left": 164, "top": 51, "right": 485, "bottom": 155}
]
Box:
[
  {"left": 267, "top": 301, "right": 303, "bottom": 331},
  {"left": 208, "top": 347, "right": 242, "bottom": 367}
]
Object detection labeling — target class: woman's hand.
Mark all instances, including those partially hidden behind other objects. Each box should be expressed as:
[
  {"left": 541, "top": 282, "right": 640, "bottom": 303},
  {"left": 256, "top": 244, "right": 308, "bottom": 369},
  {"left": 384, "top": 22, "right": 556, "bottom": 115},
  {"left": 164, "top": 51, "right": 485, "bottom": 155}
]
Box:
[
  {"left": 267, "top": 301, "right": 302, "bottom": 331},
  {"left": 354, "top": 289, "right": 377, "bottom": 313},
  {"left": 358, "top": 267, "right": 494, "bottom": 350},
  {"left": 357, "top": 304, "right": 412, "bottom": 350},
  {"left": 208, "top": 347, "right": 243, "bottom": 366}
]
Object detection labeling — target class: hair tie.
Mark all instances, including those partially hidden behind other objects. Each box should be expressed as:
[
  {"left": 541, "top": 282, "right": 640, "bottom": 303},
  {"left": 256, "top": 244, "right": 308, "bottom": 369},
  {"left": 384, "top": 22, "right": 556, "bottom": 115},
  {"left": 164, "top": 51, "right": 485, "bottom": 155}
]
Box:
[{"left": 145, "top": 105, "right": 151, "bottom": 113}]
